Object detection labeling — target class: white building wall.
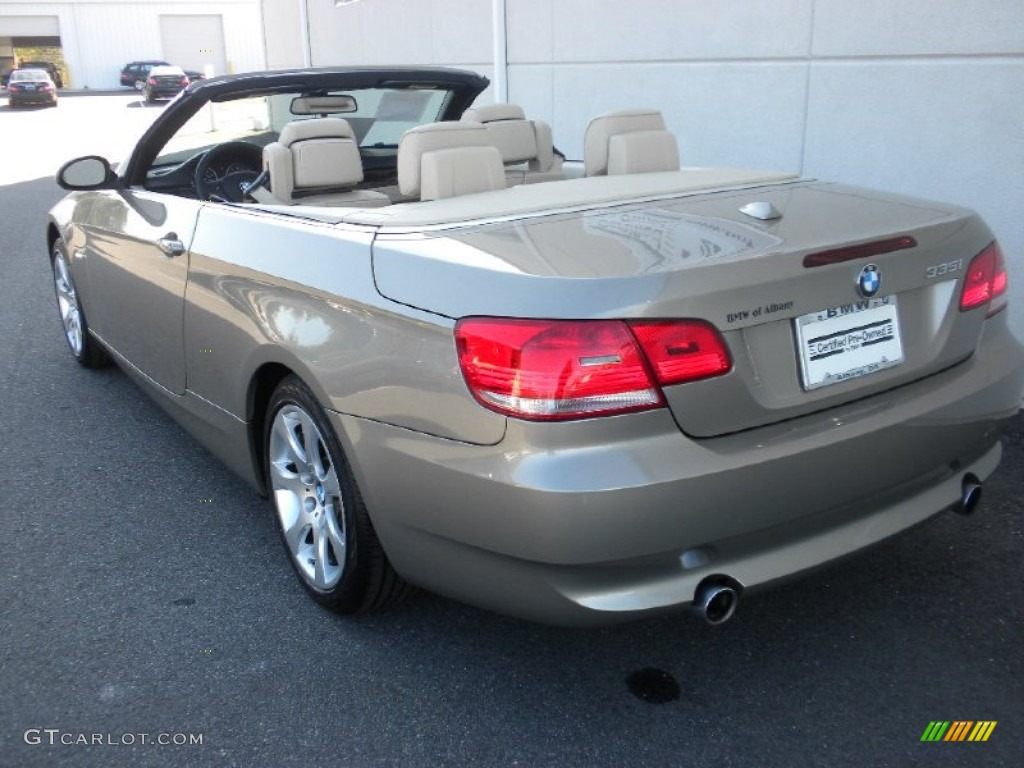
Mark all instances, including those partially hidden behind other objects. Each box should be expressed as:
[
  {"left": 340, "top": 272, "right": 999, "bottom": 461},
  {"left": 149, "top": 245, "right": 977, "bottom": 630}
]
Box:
[
  {"left": 0, "top": 1, "right": 265, "bottom": 88},
  {"left": 260, "top": 0, "right": 303, "bottom": 69},
  {"left": 302, "top": 0, "right": 496, "bottom": 99}
]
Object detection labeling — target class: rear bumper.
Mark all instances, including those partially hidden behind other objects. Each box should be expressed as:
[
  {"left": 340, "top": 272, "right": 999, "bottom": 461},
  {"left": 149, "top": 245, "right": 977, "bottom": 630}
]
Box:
[
  {"left": 9, "top": 92, "right": 56, "bottom": 104},
  {"left": 146, "top": 87, "right": 183, "bottom": 99},
  {"left": 332, "top": 316, "right": 1024, "bottom": 625}
]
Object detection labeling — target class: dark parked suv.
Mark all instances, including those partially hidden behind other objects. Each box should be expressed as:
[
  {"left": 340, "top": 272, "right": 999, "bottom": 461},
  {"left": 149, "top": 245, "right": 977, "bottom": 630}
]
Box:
[{"left": 4, "top": 61, "right": 62, "bottom": 88}]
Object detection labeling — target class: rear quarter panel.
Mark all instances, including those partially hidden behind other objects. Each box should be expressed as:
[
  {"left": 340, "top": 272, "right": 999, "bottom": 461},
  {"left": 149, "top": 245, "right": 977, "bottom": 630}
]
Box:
[{"left": 183, "top": 206, "right": 505, "bottom": 446}]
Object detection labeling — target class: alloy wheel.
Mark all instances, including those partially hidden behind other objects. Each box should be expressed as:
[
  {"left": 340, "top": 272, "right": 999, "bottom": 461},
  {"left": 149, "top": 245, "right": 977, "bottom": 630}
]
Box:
[
  {"left": 53, "top": 251, "right": 83, "bottom": 355},
  {"left": 268, "top": 404, "right": 347, "bottom": 590}
]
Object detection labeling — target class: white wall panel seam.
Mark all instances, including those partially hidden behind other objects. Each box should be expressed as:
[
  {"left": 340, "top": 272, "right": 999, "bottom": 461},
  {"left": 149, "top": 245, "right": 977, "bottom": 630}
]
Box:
[{"left": 799, "top": 0, "right": 817, "bottom": 176}]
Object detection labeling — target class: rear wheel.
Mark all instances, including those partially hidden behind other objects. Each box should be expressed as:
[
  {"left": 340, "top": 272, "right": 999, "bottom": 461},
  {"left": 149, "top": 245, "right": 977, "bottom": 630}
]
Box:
[
  {"left": 51, "top": 239, "right": 109, "bottom": 368},
  {"left": 265, "top": 376, "right": 413, "bottom": 613}
]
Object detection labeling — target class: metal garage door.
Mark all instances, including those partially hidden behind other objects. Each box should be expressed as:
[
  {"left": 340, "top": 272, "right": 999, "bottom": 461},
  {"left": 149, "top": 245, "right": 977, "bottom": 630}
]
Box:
[
  {"left": 160, "top": 15, "right": 227, "bottom": 78},
  {"left": 0, "top": 16, "right": 60, "bottom": 37}
]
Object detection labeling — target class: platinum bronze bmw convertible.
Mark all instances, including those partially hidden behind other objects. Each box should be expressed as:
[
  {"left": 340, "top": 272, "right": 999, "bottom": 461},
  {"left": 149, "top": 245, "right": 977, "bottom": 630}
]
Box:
[{"left": 49, "top": 67, "right": 1024, "bottom": 625}]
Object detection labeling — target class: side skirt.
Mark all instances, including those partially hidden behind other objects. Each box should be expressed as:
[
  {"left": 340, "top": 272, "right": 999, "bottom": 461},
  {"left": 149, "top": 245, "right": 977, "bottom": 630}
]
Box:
[{"left": 90, "top": 330, "right": 263, "bottom": 493}]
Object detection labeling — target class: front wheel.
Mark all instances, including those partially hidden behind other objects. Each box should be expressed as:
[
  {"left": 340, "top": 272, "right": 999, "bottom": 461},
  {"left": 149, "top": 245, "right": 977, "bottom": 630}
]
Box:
[
  {"left": 265, "top": 376, "right": 413, "bottom": 613},
  {"left": 51, "top": 239, "right": 109, "bottom": 368}
]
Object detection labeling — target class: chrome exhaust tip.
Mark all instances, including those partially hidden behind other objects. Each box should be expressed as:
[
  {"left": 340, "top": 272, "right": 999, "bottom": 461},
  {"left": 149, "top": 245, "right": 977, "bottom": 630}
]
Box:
[
  {"left": 955, "top": 473, "right": 982, "bottom": 516},
  {"left": 694, "top": 578, "right": 739, "bottom": 626}
]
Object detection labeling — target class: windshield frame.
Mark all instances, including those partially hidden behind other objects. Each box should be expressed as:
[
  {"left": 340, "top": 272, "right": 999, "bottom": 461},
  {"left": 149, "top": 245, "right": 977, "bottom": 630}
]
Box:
[
  {"left": 122, "top": 67, "right": 490, "bottom": 186},
  {"left": 149, "top": 86, "right": 456, "bottom": 172}
]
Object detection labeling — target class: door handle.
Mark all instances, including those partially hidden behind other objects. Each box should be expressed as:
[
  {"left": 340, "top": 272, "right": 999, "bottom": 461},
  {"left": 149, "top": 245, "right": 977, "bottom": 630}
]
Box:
[{"left": 157, "top": 233, "right": 185, "bottom": 257}]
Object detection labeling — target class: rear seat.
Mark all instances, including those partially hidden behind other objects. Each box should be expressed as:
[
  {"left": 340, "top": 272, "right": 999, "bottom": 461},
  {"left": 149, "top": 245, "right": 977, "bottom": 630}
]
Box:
[
  {"left": 397, "top": 122, "right": 506, "bottom": 201},
  {"left": 461, "top": 103, "right": 563, "bottom": 185},
  {"left": 583, "top": 109, "right": 681, "bottom": 176}
]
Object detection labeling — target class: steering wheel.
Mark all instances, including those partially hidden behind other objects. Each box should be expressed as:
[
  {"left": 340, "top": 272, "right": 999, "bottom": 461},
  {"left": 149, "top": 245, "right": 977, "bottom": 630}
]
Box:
[{"left": 194, "top": 141, "right": 264, "bottom": 203}]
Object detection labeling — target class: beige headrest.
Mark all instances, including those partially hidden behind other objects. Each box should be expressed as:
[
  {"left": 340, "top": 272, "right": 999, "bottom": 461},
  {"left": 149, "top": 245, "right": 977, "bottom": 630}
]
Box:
[
  {"left": 279, "top": 117, "right": 356, "bottom": 146},
  {"left": 398, "top": 122, "right": 494, "bottom": 197},
  {"left": 462, "top": 103, "right": 527, "bottom": 123},
  {"left": 461, "top": 103, "right": 557, "bottom": 170},
  {"left": 584, "top": 109, "right": 667, "bottom": 176}
]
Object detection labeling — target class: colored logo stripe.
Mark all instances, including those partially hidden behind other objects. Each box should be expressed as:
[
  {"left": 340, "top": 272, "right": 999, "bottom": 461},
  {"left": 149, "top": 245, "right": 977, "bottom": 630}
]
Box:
[
  {"left": 968, "top": 722, "right": 997, "bottom": 742},
  {"left": 944, "top": 721, "right": 973, "bottom": 741},
  {"left": 921, "top": 721, "right": 996, "bottom": 742}
]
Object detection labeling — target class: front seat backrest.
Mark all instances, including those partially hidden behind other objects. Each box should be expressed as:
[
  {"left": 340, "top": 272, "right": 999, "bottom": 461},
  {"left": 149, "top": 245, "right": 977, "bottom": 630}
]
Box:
[
  {"left": 397, "top": 122, "right": 506, "bottom": 201},
  {"left": 263, "top": 117, "right": 364, "bottom": 202},
  {"left": 461, "top": 103, "right": 561, "bottom": 181}
]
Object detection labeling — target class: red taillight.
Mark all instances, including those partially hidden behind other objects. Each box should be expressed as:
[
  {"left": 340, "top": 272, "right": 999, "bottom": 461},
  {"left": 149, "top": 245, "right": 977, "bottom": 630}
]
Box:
[
  {"left": 627, "top": 320, "right": 733, "bottom": 385},
  {"left": 180, "top": 77, "right": 189, "bottom": 86},
  {"left": 454, "top": 318, "right": 731, "bottom": 421},
  {"left": 147, "top": 77, "right": 158, "bottom": 86},
  {"left": 960, "top": 241, "right": 1008, "bottom": 312},
  {"left": 6, "top": 84, "right": 17, "bottom": 91}
]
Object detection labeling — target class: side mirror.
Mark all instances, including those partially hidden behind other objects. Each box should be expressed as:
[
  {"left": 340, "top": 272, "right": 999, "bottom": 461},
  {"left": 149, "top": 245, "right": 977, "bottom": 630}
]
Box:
[{"left": 57, "top": 156, "right": 117, "bottom": 191}]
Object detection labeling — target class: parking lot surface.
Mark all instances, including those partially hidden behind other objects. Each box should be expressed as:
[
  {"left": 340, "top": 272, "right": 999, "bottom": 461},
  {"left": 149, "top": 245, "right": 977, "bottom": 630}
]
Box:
[{"left": 1, "top": 94, "right": 1022, "bottom": 768}]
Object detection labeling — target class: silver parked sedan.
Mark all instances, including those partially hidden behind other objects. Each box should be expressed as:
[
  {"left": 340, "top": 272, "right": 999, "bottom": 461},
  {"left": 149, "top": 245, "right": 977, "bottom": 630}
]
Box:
[{"left": 48, "top": 66, "right": 1024, "bottom": 625}]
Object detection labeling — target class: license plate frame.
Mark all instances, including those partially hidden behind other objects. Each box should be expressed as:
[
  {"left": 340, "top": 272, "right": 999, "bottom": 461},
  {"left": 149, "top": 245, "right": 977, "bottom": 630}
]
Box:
[{"left": 794, "top": 295, "right": 904, "bottom": 391}]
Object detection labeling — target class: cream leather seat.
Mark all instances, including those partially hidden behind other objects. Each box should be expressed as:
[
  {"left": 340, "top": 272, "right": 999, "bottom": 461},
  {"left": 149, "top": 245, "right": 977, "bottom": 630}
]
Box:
[
  {"left": 262, "top": 118, "right": 390, "bottom": 207},
  {"left": 397, "top": 122, "right": 506, "bottom": 201},
  {"left": 583, "top": 109, "right": 681, "bottom": 177},
  {"left": 461, "top": 103, "right": 563, "bottom": 184}
]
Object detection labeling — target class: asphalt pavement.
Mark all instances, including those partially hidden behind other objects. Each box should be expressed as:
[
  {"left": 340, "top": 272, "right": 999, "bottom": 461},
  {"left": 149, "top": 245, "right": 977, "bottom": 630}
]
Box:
[{"left": 1, "top": 95, "right": 1022, "bottom": 768}]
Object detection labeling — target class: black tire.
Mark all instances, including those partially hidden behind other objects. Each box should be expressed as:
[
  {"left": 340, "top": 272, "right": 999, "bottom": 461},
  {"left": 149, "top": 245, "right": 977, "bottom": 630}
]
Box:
[
  {"left": 264, "top": 375, "right": 414, "bottom": 614},
  {"left": 51, "top": 238, "right": 110, "bottom": 368}
]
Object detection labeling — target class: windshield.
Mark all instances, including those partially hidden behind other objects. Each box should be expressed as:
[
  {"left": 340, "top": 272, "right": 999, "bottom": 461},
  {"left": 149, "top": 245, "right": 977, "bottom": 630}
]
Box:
[
  {"left": 11, "top": 70, "right": 50, "bottom": 82},
  {"left": 152, "top": 86, "right": 453, "bottom": 169}
]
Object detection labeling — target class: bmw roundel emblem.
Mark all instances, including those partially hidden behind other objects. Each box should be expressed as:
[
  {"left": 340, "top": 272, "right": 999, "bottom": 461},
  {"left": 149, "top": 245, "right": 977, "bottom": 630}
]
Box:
[{"left": 856, "top": 264, "right": 881, "bottom": 298}]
